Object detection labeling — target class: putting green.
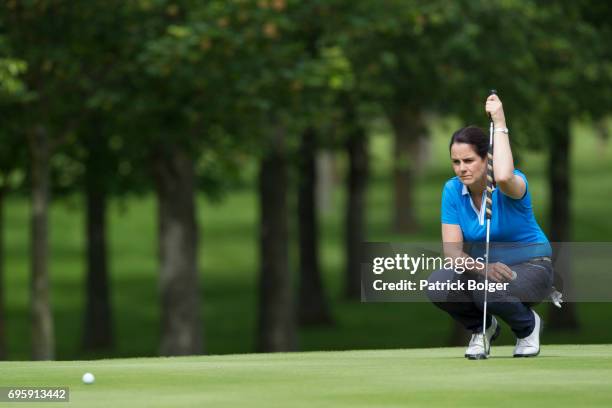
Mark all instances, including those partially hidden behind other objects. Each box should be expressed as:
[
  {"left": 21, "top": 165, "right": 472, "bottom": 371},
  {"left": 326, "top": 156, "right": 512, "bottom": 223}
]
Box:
[{"left": 2, "top": 345, "right": 611, "bottom": 407}]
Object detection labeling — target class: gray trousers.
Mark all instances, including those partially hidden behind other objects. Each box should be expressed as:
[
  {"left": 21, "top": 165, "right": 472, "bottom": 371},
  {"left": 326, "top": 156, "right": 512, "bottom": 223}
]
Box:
[{"left": 426, "top": 258, "right": 554, "bottom": 338}]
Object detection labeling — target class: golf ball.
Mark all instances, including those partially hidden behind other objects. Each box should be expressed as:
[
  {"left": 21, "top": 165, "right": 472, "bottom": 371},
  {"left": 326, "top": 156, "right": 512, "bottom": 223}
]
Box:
[{"left": 82, "top": 372, "right": 95, "bottom": 384}]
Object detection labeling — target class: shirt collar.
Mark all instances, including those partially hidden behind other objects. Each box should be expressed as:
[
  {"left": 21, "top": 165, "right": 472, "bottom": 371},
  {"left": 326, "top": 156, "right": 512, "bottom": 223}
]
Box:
[
  {"left": 462, "top": 183, "right": 495, "bottom": 196},
  {"left": 462, "top": 182, "right": 491, "bottom": 226}
]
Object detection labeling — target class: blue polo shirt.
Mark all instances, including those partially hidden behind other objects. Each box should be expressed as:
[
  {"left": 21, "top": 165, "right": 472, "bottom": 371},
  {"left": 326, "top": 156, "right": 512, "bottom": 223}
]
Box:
[{"left": 441, "top": 169, "right": 551, "bottom": 264}]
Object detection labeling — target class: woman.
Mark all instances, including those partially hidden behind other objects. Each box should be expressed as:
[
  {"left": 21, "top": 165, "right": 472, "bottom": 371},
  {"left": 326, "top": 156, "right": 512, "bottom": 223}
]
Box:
[{"left": 426, "top": 94, "right": 554, "bottom": 359}]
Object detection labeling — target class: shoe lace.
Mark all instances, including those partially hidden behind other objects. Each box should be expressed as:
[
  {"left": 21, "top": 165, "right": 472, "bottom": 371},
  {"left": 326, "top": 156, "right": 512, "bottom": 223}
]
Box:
[{"left": 469, "top": 333, "right": 485, "bottom": 347}]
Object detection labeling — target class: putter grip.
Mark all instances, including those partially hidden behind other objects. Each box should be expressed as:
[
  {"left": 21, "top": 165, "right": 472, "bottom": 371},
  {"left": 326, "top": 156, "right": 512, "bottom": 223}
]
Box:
[
  {"left": 485, "top": 143, "right": 494, "bottom": 219},
  {"left": 486, "top": 88, "right": 496, "bottom": 220}
]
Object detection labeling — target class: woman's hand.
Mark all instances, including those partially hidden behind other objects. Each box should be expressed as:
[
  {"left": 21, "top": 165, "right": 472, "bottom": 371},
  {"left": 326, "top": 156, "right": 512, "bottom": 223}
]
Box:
[
  {"left": 485, "top": 94, "right": 507, "bottom": 129},
  {"left": 471, "top": 260, "right": 515, "bottom": 282},
  {"left": 482, "top": 262, "right": 515, "bottom": 283}
]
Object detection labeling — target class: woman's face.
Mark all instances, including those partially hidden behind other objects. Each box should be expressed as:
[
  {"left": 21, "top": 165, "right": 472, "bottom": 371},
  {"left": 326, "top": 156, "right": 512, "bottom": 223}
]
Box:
[{"left": 450, "top": 143, "right": 487, "bottom": 187}]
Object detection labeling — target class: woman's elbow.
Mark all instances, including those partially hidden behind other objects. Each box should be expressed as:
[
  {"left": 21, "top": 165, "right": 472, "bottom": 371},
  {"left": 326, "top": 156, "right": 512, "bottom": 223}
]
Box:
[{"left": 495, "top": 172, "right": 514, "bottom": 185}]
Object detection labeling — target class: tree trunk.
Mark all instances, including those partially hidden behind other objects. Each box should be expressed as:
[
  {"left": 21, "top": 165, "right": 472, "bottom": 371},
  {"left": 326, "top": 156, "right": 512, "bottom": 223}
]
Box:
[
  {"left": 154, "top": 147, "right": 203, "bottom": 356},
  {"left": 547, "top": 118, "right": 579, "bottom": 329},
  {"left": 29, "top": 126, "right": 55, "bottom": 360},
  {"left": 298, "top": 127, "right": 333, "bottom": 326},
  {"left": 316, "top": 151, "right": 337, "bottom": 215},
  {"left": 257, "top": 125, "right": 296, "bottom": 351},
  {"left": 83, "top": 171, "right": 113, "bottom": 351},
  {"left": 0, "top": 188, "right": 6, "bottom": 360},
  {"left": 389, "top": 107, "right": 425, "bottom": 234},
  {"left": 345, "top": 105, "right": 369, "bottom": 300}
]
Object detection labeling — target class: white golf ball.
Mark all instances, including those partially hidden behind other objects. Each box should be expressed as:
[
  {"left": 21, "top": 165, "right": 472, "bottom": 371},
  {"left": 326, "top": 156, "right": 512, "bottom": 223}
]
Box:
[{"left": 82, "top": 372, "right": 95, "bottom": 384}]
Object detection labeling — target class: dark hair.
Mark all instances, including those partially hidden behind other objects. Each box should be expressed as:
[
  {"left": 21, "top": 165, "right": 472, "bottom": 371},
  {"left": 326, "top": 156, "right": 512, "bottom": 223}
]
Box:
[{"left": 449, "top": 126, "right": 488, "bottom": 158}]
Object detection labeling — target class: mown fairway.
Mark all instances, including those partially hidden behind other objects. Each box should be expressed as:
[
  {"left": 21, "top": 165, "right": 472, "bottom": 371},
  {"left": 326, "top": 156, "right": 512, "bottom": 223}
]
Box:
[{"left": 2, "top": 344, "right": 612, "bottom": 408}]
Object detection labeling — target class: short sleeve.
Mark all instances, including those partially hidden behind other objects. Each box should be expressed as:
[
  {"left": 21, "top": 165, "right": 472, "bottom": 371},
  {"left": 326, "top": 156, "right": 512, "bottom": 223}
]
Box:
[
  {"left": 441, "top": 181, "right": 460, "bottom": 225},
  {"left": 513, "top": 169, "right": 530, "bottom": 203}
]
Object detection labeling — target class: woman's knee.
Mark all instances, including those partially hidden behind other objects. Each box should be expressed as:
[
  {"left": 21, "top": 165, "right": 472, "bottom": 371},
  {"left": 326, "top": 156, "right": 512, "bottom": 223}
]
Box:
[{"left": 425, "top": 267, "right": 457, "bottom": 303}]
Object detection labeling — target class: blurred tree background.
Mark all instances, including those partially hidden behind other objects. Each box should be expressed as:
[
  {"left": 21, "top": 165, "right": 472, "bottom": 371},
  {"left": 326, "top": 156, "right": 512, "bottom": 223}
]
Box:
[{"left": 0, "top": 0, "right": 610, "bottom": 360}]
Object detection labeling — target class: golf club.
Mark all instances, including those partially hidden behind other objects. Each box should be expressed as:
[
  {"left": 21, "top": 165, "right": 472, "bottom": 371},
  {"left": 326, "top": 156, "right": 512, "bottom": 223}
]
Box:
[{"left": 481, "top": 89, "right": 496, "bottom": 358}]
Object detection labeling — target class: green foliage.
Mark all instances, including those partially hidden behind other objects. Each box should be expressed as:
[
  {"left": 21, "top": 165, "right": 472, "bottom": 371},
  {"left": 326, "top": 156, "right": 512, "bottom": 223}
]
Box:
[
  {"left": 0, "top": 33, "right": 29, "bottom": 190},
  {"left": 320, "top": 0, "right": 612, "bottom": 153},
  {"left": 0, "top": 0, "right": 610, "bottom": 195},
  {"left": 0, "top": 58, "right": 27, "bottom": 102}
]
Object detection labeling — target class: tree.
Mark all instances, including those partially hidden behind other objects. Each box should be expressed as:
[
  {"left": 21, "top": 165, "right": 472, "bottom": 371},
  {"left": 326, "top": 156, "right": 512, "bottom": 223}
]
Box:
[
  {"left": 0, "top": 47, "right": 28, "bottom": 359},
  {"left": 532, "top": 1, "right": 612, "bottom": 328},
  {"left": 294, "top": 3, "right": 334, "bottom": 326},
  {"left": 124, "top": 3, "right": 207, "bottom": 356},
  {"left": 342, "top": 96, "right": 369, "bottom": 299},
  {"left": 62, "top": 5, "right": 129, "bottom": 353},
  {"left": 297, "top": 126, "right": 333, "bottom": 325},
  {"left": 125, "top": 0, "right": 268, "bottom": 354},
  {"left": 3, "top": 0, "right": 137, "bottom": 358},
  {"left": 2, "top": 2, "right": 84, "bottom": 359},
  {"left": 335, "top": 0, "right": 464, "bottom": 235}
]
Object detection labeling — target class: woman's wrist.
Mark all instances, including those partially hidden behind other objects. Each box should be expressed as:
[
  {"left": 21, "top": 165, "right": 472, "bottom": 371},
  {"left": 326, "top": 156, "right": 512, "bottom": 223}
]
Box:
[{"left": 468, "top": 260, "right": 485, "bottom": 276}]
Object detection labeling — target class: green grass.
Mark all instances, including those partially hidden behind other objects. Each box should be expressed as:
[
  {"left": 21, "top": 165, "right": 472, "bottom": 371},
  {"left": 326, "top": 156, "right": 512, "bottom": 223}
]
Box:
[
  {"left": 4, "top": 118, "right": 612, "bottom": 360},
  {"left": 2, "top": 345, "right": 612, "bottom": 407}
]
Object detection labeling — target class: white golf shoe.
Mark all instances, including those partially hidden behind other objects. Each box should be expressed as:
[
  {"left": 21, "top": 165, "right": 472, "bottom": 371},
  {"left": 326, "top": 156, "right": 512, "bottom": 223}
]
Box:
[
  {"left": 513, "top": 310, "right": 541, "bottom": 357},
  {"left": 465, "top": 316, "right": 500, "bottom": 360}
]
